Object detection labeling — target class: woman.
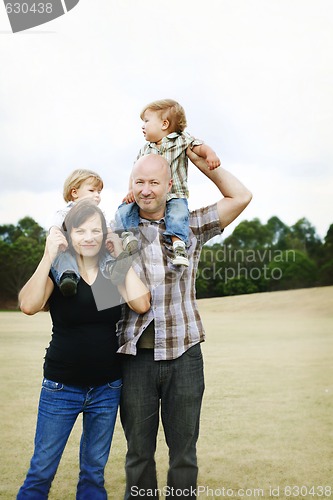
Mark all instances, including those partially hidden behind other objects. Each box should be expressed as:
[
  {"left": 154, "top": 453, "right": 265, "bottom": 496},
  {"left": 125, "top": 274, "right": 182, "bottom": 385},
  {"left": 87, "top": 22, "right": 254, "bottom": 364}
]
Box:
[{"left": 17, "top": 200, "right": 150, "bottom": 499}]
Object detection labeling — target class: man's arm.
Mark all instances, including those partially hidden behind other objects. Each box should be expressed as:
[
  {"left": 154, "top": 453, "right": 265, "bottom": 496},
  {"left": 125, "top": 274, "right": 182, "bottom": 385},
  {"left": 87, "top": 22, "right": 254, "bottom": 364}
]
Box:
[{"left": 187, "top": 149, "right": 252, "bottom": 229}]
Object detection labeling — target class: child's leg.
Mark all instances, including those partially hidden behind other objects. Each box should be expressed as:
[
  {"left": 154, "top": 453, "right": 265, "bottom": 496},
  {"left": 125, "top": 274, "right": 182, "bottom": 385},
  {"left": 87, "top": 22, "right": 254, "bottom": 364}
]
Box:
[
  {"left": 114, "top": 202, "right": 140, "bottom": 255},
  {"left": 51, "top": 251, "right": 80, "bottom": 286},
  {"left": 114, "top": 202, "right": 140, "bottom": 233},
  {"left": 164, "top": 198, "right": 189, "bottom": 245},
  {"left": 165, "top": 198, "right": 190, "bottom": 267}
]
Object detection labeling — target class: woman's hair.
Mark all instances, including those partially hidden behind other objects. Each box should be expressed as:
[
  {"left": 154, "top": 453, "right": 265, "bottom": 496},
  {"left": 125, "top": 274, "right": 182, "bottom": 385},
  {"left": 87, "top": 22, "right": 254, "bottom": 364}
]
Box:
[
  {"left": 62, "top": 169, "right": 104, "bottom": 202},
  {"left": 140, "top": 99, "right": 187, "bottom": 133},
  {"left": 62, "top": 199, "right": 107, "bottom": 254}
]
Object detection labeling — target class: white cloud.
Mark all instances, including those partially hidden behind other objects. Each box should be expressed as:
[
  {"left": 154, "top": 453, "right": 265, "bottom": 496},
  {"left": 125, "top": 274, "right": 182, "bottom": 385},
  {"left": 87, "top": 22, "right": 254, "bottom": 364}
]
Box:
[{"left": 0, "top": 0, "right": 332, "bottom": 239}]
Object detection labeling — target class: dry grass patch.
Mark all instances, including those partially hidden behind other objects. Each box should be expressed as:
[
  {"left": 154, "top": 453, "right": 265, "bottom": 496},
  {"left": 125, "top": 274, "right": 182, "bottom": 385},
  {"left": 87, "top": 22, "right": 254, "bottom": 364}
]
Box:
[{"left": 1, "top": 287, "right": 332, "bottom": 499}]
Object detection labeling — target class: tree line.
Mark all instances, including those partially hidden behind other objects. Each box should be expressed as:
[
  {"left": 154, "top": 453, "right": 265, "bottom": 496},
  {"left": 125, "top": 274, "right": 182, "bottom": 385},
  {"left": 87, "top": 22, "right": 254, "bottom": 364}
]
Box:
[
  {"left": 196, "top": 216, "right": 333, "bottom": 298},
  {"left": 0, "top": 215, "right": 332, "bottom": 308}
]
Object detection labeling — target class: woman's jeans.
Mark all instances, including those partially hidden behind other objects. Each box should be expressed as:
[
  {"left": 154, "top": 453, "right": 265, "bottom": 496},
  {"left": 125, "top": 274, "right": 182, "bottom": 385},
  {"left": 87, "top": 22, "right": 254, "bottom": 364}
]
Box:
[
  {"left": 120, "top": 344, "right": 205, "bottom": 499},
  {"left": 17, "top": 378, "right": 122, "bottom": 500},
  {"left": 115, "top": 198, "right": 189, "bottom": 244}
]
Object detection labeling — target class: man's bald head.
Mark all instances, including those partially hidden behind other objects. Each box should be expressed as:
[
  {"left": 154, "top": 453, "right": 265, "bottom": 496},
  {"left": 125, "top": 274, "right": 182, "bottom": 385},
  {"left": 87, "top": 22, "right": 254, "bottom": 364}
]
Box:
[{"left": 132, "top": 154, "right": 171, "bottom": 182}]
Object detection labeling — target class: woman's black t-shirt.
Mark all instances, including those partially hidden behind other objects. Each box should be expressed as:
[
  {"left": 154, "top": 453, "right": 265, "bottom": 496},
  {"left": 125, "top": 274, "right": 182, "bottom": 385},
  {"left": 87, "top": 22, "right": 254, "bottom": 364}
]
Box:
[{"left": 44, "top": 271, "right": 122, "bottom": 386}]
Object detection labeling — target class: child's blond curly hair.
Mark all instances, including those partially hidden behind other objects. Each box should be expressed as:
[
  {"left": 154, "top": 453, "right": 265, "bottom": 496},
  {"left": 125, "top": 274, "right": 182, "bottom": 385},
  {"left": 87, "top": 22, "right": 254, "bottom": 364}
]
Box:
[
  {"left": 140, "top": 99, "right": 187, "bottom": 133},
  {"left": 62, "top": 169, "right": 103, "bottom": 202}
]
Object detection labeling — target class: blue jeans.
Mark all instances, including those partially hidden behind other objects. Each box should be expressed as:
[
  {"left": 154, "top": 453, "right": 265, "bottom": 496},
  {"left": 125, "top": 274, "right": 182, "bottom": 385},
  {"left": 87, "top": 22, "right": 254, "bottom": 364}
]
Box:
[
  {"left": 51, "top": 251, "right": 114, "bottom": 285},
  {"left": 120, "top": 344, "right": 205, "bottom": 499},
  {"left": 115, "top": 198, "right": 189, "bottom": 244},
  {"left": 17, "top": 377, "right": 122, "bottom": 500}
]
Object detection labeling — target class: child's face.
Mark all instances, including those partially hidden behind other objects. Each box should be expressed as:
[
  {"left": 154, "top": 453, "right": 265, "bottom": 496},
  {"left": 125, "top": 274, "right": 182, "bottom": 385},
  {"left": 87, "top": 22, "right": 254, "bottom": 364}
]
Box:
[
  {"left": 71, "top": 178, "right": 102, "bottom": 205},
  {"left": 141, "top": 109, "right": 168, "bottom": 143}
]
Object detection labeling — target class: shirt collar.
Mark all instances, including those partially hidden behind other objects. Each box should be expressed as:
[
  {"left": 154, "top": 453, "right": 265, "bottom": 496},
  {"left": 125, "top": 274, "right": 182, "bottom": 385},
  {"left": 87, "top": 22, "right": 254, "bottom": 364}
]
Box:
[
  {"left": 139, "top": 216, "right": 165, "bottom": 225},
  {"left": 148, "top": 132, "right": 180, "bottom": 147}
]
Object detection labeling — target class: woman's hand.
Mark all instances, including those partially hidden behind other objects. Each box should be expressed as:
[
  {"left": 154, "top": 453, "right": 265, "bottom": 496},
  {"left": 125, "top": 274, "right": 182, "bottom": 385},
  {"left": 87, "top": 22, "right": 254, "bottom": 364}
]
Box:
[
  {"left": 46, "top": 230, "right": 68, "bottom": 262},
  {"left": 105, "top": 230, "right": 123, "bottom": 258}
]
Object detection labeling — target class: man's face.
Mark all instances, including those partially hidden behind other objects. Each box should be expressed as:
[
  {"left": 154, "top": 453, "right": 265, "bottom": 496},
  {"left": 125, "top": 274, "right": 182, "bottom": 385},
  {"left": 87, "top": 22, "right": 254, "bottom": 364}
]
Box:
[{"left": 132, "top": 156, "right": 172, "bottom": 220}]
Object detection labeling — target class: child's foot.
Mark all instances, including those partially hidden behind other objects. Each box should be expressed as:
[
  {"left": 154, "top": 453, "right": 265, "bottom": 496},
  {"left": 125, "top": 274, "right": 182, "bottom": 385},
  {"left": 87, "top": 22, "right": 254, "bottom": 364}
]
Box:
[
  {"left": 121, "top": 231, "right": 139, "bottom": 255},
  {"left": 171, "top": 241, "right": 189, "bottom": 267},
  {"left": 59, "top": 273, "right": 78, "bottom": 297}
]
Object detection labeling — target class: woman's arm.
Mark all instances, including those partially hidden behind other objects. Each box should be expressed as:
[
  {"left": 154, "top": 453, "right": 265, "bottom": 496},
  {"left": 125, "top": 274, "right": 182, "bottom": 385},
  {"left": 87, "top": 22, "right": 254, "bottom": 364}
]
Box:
[
  {"left": 18, "top": 231, "right": 67, "bottom": 315},
  {"left": 105, "top": 232, "right": 151, "bottom": 314},
  {"left": 118, "top": 268, "right": 151, "bottom": 314}
]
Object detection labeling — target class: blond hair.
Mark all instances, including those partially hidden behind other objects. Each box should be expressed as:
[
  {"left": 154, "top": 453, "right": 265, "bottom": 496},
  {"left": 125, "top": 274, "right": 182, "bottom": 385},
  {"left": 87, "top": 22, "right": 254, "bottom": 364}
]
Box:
[
  {"left": 62, "top": 169, "right": 103, "bottom": 202},
  {"left": 140, "top": 99, "right": 187, "bottom": 133}
]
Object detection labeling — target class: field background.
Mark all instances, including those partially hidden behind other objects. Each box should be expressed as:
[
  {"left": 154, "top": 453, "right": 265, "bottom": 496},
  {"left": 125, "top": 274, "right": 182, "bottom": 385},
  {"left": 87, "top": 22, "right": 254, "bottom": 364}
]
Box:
[{"left": 1, "top": 287, "right": 332, "bottom": 499}]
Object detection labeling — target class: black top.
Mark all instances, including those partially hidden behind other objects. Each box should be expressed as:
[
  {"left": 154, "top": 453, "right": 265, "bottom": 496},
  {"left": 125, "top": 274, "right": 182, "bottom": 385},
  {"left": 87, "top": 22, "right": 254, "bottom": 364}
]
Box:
[{"left": 44, "top": 271, "right": 122, "bottom": 386}]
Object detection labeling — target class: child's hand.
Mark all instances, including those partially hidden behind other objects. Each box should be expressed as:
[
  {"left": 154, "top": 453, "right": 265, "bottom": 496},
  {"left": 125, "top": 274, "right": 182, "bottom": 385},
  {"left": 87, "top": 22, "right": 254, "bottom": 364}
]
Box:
[
  {"left": 122, "top": 190, "right": 135, "bottom": 204},
  {"left": 206, "top": 154, "right": 221, "bottom": 171}
]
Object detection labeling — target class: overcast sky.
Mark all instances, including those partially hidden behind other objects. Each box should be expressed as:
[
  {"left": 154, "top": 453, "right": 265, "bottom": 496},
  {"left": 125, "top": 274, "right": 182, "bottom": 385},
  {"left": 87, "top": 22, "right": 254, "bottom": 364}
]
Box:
[{"left": 1, "top": 0, "right": 332, "bottom": 239}]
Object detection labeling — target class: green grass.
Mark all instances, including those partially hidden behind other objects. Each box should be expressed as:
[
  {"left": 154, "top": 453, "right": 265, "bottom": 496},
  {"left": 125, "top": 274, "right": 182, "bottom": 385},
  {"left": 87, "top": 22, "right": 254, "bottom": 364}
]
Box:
[{"left": 1, "top": 287, "right": 332, "bottom": 499}]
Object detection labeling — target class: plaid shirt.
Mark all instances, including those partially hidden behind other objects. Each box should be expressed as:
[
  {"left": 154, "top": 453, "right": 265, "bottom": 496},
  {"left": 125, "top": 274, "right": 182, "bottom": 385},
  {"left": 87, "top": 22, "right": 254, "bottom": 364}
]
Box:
[
  {"left": 116, "top": 203, "right": 222, "bottom": 360},
  {"left": 137, "top": 131, "right": 203, "bottom": 199}
]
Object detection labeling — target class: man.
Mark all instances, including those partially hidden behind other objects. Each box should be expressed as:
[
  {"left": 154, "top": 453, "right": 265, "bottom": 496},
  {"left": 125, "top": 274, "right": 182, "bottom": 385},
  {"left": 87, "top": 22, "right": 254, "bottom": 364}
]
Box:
[{"left": 117, "top": 152, "right": 252, "bottom": 499}]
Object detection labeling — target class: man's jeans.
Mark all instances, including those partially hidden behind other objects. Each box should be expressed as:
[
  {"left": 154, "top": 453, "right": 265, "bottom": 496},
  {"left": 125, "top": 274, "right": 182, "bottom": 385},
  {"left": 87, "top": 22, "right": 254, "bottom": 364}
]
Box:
[
  {"left": 115, "top": 198, "right": 189, "bottom": 244},
  {"left": 17, "top": 378, "right": 122, "bottom": 500},
  {"left": 120, "top": 344, "right": 205, "bottom": 499}
]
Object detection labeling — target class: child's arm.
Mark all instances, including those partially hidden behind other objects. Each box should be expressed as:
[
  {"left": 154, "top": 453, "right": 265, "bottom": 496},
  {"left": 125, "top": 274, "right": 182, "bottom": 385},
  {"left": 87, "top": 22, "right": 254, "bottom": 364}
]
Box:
[
  {"left": 187, "top": 147, "right": 222, "bottom": 184},
  {"left": 122, "top": 176, "right": 135, "bottom": 203},
  {"left": 190, "top": 143, "right": 220, "bottom": 170}
]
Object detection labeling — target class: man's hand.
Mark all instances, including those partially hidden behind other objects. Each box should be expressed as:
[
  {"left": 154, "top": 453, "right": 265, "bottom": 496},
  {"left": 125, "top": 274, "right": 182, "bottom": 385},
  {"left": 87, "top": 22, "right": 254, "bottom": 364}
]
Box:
[
  {"left": 189, "top": 144, "right": 221, "bottom": 171},
  {"left": 205, "top": 152, "right": 221, "bottom": 170}
]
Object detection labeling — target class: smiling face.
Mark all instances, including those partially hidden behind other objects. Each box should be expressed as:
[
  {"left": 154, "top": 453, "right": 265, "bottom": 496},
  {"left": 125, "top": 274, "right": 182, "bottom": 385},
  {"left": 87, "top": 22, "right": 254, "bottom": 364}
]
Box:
[
  {"left": 71, "top": 178, "right": 102, "bottom": 205},
  {"left": 131, "top": 155, "right": 172, "bottom": 220},
  {"left": 141, "top": 109, "right": 169, "bottom": 144},
  {"left": 70, "top": 213, "right": 104, "bottom": 258}
]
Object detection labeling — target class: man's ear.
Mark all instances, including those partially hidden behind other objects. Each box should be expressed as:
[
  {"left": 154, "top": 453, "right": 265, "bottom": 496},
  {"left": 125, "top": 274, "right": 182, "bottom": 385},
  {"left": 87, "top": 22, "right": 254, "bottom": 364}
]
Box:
[
  {"left": 167, "top": 179, "right": 173, "bottom": 193},
  {"left": 161, "top": 119, "right": 170, "bottom": 130}
]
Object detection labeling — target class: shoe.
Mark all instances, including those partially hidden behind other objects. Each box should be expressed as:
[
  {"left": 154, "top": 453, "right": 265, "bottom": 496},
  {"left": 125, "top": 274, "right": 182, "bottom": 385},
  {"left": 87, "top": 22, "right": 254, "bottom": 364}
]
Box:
[
  {"left": 107, "top": 251, "right": 133, "bottom": 285},
  {"left": 121, "top": 231, "right": 139, "bottom": 255},
  {"left": 59, "top": 273, "right": 78, "bottom": 297},
  {"left": 171, "top": 243, "right": 189, "bottom": 267}
]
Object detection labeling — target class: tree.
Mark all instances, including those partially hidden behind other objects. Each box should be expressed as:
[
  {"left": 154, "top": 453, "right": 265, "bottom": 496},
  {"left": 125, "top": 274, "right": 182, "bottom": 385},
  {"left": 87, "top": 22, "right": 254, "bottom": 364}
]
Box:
[
  {"left": 224, "top": 218, "right": 272, "bottom": 249},
  {"left": 0, "top": 218, "right": 46, "bottom": 305},
  {"left": 318, "top": 224, "right": 333, "bottom": 285},
  {"left": 266, "top": 216, "right": 290, "bottom": 248},
  {"left": 267, "top": 250, "right": 318, "bottom": 291}
]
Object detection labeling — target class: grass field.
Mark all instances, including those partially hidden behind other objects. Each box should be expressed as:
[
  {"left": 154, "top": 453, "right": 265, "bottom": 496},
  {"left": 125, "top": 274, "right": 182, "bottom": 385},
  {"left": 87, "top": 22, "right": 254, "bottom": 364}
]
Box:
[{"left": 1, "top": 287, "right": 332, "bottom": 499}]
